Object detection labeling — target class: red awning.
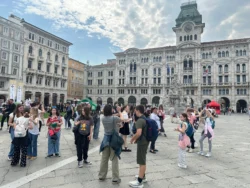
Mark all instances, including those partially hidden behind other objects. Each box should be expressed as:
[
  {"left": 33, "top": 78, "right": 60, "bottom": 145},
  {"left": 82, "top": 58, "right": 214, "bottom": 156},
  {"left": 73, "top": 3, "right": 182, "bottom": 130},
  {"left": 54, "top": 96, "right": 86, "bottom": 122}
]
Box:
[{"left": 207, "top": 101, "right": 220, "bottom": 107}]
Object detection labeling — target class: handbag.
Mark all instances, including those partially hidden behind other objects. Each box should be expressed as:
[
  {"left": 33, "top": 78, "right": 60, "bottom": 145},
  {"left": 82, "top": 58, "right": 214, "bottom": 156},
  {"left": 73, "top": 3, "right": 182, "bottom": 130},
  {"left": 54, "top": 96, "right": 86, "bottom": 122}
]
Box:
[{"left": 110, "top": 117, "right": 124, "bottom": 150}]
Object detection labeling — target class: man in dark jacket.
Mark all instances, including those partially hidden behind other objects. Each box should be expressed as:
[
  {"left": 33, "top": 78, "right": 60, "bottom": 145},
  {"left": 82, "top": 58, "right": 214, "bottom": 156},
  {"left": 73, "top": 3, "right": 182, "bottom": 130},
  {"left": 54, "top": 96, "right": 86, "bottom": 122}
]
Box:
[{"left": 0, "top": 99, "right": 16, "bottom": 130}]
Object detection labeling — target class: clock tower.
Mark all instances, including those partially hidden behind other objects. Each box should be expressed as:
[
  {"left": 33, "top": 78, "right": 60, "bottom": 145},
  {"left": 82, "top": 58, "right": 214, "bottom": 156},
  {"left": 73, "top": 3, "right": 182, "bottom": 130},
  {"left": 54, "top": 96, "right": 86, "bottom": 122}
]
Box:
[{"left": 172, "top": 1, "right": 205, "bottom": 47}]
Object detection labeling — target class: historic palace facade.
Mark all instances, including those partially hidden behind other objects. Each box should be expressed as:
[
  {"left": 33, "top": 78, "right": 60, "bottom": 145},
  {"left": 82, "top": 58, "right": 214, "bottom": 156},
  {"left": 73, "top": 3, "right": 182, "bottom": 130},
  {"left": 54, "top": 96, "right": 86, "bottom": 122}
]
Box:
[{"left": 85, "top": 1, "right": 250, "bottom": 112}]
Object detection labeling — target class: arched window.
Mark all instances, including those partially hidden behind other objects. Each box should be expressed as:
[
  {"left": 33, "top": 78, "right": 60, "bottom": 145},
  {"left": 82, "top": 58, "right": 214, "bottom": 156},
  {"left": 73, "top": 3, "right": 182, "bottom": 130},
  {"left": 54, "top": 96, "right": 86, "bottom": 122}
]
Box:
[
  {"left": 153, "top": 68, "right": 156, "bottom": 75},
  {"left": 123, "top": 70, "right": 125, "bottom": 75},
  {"left": 203, "top": 66, "right": 206, "bottom": 72},
  {"left": 184, "top": 59, "right": 188, "bottom": 68},
  {"left": 156, "top": 57, "right": 159, "bottom": 62},
  {"left": 134, "top": 62, "right": 136, "bottom": 72},
  {"left": 222, "top": 51, "right": 225, "bottom": 57},
  {"left": 29, "top": 46, "right": 33, "bottom": 54},
  {"left": 47, "top": 52, "right": 50, "bottom": 60},
  {"left": 166, "top": 56, "right": 169, "bottom": 61},
  {"left": 119, "top": 70, "right": 121, "bottom": 76},
  {"left": 180, "top": 36, "right": 182, "bottom": 41},
  {"left": 184, "top": 36, "right": 186, "bottom": 41},
  {"left": 173, "top": 56, "right": 175, "bottom": 61},
  {"left": 236, "top": 64, "right": 240, "bottom": 72},
  {"left": 240, "top": 50, "right": 243, "bottom": 56},
  {"left": 62, "top": 57, "right": 65, "bottom": 64},
  {"left": 208, "top": 66, "right": 211, "bottom": 73},
  {"left": 194, "top": 34, "right": 197, "bottom": 40},
  {"left": 170, "top": 56, "right": 172, "bottom": 61},
  {"left": 190, "top": 35, "right": 193, "bottom": 40},
  {"left": 224, "top": 64, "right": 228, "bottom": 73},
  {"left": 158, "top": 68, "right": 161, "bottom": 75},
  {"left": 159, "top": 56, "right": 162, "bottom": 62},
  {"left": 39, "top": 49, "right": 42, "bottom": 57},
  {"left": 189, "top": 59, "right": 193, "bottom": 68},
  {"left": 153, "top": 57, "right": 156, "bottom": 62},
  {"left": 218, "top": 52, "right": 221, "bottom": 58},
  {"left": 242, "top": 64, "right": 246, "bottom": 72},
  {"left": 206, "top": 53, "right": 208, "bottom": 59},
  {"left": 144, "top": 58, "right": 146, "bottom": 63},
  {"left": 219, "top": 65, "right": 222, "bottom": 73},
  {"left": 209, "top": 52, "right": 212, "bottom": 58},
  {"left": 146, "top": 58, "right": 148, "bottom": 62},
  {"left": 141, "top": 58, "right": 143, "bottom": 62},
  {"left": 187, "top": 35, "right": 189, "bottom": 41},
  {"left": 243, "top": 50, "right": 246, "bottom": 56},
  {"left": 55, "top": 54, "right": 58, "bottom": 61},
  {"left": 171, "top": 68, "right": 174, "bottom": 74},
  {"left": 226, "top": 51, "right": 229, "bottom": 57},
  {"left": 236, "top": 50, "right": 239, "bottom": 56},
  {"left": 202, "top": 53, "right": 205, "bottom": 59},
  {"left": 141, "top": 69, "right": 144, "bottom": 76}
]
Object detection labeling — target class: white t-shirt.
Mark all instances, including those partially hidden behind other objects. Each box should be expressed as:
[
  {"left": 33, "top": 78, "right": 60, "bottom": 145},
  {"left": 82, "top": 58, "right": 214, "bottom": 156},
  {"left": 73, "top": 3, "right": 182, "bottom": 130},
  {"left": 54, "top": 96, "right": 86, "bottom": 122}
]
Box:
[
  {"left": 205, "top": 117, "right": 212, "bottom": 127},
  {"left": 28, "top": 118, "right": 39, "bottom": 135},
  {"left": 9, "top": 113, "right": 17, "bottom": 123}
]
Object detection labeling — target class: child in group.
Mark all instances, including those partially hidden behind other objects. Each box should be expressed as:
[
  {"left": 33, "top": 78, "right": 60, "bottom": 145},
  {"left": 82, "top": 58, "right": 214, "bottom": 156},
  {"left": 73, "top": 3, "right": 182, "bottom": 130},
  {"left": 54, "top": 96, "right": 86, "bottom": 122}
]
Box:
[
  {"left": 11, "top": 107, "right": 33, "bottom": 167},
  {"left": 197, "top": 109, "right": 214, "bottom": 157},
  {"left": 27, "top": 107, "right": 39, "bottom": 160},
  {"left": 174, "top": 113, "right": 190, "bottom": 169}
]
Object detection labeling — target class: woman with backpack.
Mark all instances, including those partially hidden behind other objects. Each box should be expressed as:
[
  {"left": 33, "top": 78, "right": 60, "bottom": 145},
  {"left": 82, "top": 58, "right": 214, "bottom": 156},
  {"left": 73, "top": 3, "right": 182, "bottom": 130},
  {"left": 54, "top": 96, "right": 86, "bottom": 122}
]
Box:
[
  {"left": 74, "top": 106, "right": 94, "bottom": 168},
  {"left": 7, "top": 104, "right": 24, "bottom": 161},
  {"left": 186, "top": 108, "right": 196, "bottom": 153},
  {"left": 119, "top": 105, "right": 132, "bottom": 152},
  {"left": 158, "top": 105, "right": 167, "bottom": 137},
  {"left": 27, "top": 107, "right": 39, "bottom": 160},
  {"left": 11, "top": 107, "right": 32, "bottom": 167},
  {"left": 174, "top": 113, "right": 190, "bottom": 169},
  {"left": 149, "top": 107, "right": 161, "bottom": 154},
  {"left": 197, "top": 109, "right": 214, "bottom": 157},
  {"left": 93, "top": 105, "right": 101, "bottom": 139},
  {"left": 46, "top": 107, "right": 63, "bottom": 157}
]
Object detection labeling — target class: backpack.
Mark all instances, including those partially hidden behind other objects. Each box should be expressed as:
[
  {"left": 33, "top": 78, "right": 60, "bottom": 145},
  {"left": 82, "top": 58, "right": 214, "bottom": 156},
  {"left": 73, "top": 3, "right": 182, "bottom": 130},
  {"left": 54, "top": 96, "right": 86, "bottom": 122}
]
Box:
[
  {"left": 182, "top": 122, "right": 194, "bottom": 137},
  {"left": 133, "top": 116, "right": 158, "bottom": 142},
  {"left": 14, "top": 118, "right": 27, "bottom": 138},
  {"left": 210, "top": 118, "right": 215, "bottom": 129}
]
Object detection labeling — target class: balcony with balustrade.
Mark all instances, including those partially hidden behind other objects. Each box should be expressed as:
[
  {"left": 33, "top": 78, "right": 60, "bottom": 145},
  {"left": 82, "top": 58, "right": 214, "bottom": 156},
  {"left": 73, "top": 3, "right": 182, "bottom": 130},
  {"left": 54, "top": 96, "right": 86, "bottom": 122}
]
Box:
[
  {"left": 28, "top": 53, "right": 35, "bottom": 59},
  {"left": 37, "top": 56, "right": 44, "bottom": 62}
]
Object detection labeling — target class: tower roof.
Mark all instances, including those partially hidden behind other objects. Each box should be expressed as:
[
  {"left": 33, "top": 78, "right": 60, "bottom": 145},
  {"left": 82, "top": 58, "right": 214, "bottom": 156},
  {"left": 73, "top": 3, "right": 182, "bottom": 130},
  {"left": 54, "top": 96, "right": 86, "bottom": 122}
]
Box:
[{"left": 175, "top": 1, "right": 202, "bottom": 27}]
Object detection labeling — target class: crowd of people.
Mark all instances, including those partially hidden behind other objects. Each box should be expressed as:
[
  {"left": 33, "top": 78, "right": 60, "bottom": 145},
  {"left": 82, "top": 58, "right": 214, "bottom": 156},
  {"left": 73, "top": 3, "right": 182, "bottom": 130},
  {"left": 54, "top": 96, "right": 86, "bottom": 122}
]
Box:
[{"left": 0, "top": 99, "right": 218, "bottom": 188}]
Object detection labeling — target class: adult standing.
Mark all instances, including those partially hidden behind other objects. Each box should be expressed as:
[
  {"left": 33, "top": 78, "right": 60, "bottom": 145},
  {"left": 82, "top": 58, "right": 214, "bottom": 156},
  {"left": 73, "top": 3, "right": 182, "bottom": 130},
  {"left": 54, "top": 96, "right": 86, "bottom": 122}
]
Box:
[
  {"left": 149, "top": 107, "right": 161, "bottom": 153},
  {"left": 0, "top": 100, "right": 10, "bottom": 130},
  {"left": 158, "top": 105, "right": 167, "bottom": 137},
  {"left": 99, "top": 105, "right": 122, "bottom": 184},
  {"left": 119, "top": 105, "right": 132, "bottom": 152},
  {"left": 7, "top": 104, "right": 24, "bottom": 160},
  {"left": 65, "top": 102, "right": 74, "bottom": 129},
  {"left": 93, "top": 105, "right": 101, "bottom": 139},
  {"left": 1, "top": 99, "right": 16, "bottom": 130},
  {"left": 130, "top": 105, "right": 149, "bottom": 187},
  {"left": 74, "top": 106, "right": 94, "bottom": 167},
  {"left": 169, "top": 105, "right": 175, "bottom": 123},
  {"left": 46, "top": 107, "right": 63, "bottom": 157}
]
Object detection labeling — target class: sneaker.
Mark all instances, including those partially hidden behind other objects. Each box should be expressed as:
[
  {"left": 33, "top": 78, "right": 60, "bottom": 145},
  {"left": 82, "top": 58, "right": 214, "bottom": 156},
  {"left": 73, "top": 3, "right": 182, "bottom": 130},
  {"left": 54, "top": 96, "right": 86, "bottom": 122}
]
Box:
[
  {"left": 112, "top": 179, "right": 121, "bottom": 184},
  {"left": 46, "top": 154, "right": 53, "bottom": 158},
  {"left": 55, "top": 153, "right": 61, "bottom": 157},
  {"left": 205, "top": 152, "right": 212, "bottom": 157},
  {"left": 134, "top": 175, "right": 147, "bottom": 183},
  {"left": 7, "top": 156, "right": 12, "bottom": 161},
  {"left": 178, "top": 163, "right": 187, "bottom": 169},
  {"left": 188, "top": 149, "right": 193, "bottom": 153},
  {"left": 78, "top": 161, "right": 83, "bottom": 168},
  {"left": 197, "top": 151, "right": 205, "bottom": 156},
  {"left": 84, "top": 160, "right": 92, "bottom": 165},
  {"left": 129, "top": 180, "right": 144, "bottom": 188}
]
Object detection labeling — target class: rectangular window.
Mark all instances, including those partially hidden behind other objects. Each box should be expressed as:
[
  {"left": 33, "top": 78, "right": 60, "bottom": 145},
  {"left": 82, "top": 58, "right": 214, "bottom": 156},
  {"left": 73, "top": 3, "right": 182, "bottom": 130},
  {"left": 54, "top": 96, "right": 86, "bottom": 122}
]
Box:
[
  {"left": 47, "top": 64, "right": 50, "bottom": 72},
  {"left": 237, "top": 75, "right": 240, "bottom": 83},
  {"left": 153, "top": 78, "right": 156, "bottom": 84},
  {"left": 242, "top": 75, "right": 246, "bottom": 83},
  {"left": 62, "top": 69, "right": 64, "bottom": 76},
  {"left": 54, "top": 66, "right": 58, "bottom": 74},
  {"left": 158, "top": 78, "right": 161, "bottom": 84},
  {"left": 1, "top": 66, "right": 6, "bottom": 74},
  {"left": 219, "top": 76, "right": 223, "bottom": 83},
  {"left": 191, "top": 90, "right": 194, "bottom": 95},
  {"left": 141, "top": 78, "right": 144, "bottom": 84},
  {"left": 208, "top": 76, "right": 211, "bottom": 84},
  {"left": 13, "top": 69, "right": 17, "bottom": 75},
  {"left": 3, "top": 40, "right": 8, "bottom": 48},
  {"left": 1, "top": 51, "right": 7, "bottom": 60},
  {"left": 38, "top": 63, "right": 42, "bottom": 71},
  {"left": 3, "top": 27, "right": 8, "bottom": 35},
  {"left": 0, "top": 81, "right": 4, "bottom": 88},
  {"left": 14, "top": 55, "right": 18, "bottom": 62},
  {"left": 186, "top": 90, "right": 189, "bottom": 95},
  {"left": 203, "top": 77, "right": 206, "bottom": 84},
  {"left": 224, "top": 76, "right": 228, "bottom": 83},
  {"left": 28, "top": 60, "right": 32, "bottom": 68},
  {"left": 145, "top": 78, "right": 148, "bottom": 84},
  {"left": 14, "top": 44, "right": 19, "bottom": 51}
]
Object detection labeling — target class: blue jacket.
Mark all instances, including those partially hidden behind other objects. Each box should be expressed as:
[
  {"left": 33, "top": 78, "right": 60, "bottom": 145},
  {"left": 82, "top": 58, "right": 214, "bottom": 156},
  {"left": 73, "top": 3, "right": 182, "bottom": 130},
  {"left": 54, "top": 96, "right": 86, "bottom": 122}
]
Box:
[{"left": 100, "top": 135, "right": 122, "bottom": 160}]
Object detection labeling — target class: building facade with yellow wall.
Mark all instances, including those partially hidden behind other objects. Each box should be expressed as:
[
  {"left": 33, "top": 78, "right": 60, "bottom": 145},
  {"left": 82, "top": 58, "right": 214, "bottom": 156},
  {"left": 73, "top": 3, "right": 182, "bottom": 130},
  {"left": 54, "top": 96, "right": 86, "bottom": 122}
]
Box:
[{"left": 67, "top": 58, "right": 85, "bottom": 102}]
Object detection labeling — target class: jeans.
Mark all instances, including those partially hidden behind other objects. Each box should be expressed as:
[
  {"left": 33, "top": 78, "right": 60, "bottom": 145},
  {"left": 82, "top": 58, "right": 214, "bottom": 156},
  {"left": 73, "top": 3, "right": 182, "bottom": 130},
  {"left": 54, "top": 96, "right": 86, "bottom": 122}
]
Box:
[
  {"left": 188, "top": 133, "right": 195, "bottom": 149},
  {"left": 8, "top": 127, "right": 14, "bottom": 157},
  {"left": 150, "top": 134, "right": 159, "bottom": 150},
  {"left": 65, "top": 116, "right": 72, "bottom": 128},
  {"left": 48, "top": 131, "right": 61, "bottom": 155},
  {"left": 93, "top": 118, "right": 100, "bottom": 139},
  {"left": 1, "top": 114, "right": 9, "bottom": 128},
  {"left": 76, "top": 134, "right": 90, "bottom": 161},
  {"left": 28, "top": 133, "right": 38, "bottom": 157}
]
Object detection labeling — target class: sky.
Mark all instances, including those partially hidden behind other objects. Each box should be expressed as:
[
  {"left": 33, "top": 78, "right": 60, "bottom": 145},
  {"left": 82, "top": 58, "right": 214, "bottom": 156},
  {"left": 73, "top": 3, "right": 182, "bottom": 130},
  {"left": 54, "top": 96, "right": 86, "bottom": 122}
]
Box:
[{"left": 1, "top": 0, "right": 250, "bottom": 65}]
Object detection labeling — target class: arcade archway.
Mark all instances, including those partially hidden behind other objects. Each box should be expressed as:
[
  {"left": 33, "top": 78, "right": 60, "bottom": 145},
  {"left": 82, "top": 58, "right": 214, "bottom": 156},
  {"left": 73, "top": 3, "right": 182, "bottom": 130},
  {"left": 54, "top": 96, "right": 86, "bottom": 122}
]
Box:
[{"left": 236, "top": 100, "right": 247, "bottom": 113}]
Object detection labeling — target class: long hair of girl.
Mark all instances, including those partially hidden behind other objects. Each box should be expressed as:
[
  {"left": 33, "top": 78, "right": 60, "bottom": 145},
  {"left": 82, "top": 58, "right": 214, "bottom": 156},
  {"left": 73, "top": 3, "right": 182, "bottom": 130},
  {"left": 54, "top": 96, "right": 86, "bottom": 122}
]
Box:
[{"left": 181, "top": 113, "right": 190, "bottom": 123}]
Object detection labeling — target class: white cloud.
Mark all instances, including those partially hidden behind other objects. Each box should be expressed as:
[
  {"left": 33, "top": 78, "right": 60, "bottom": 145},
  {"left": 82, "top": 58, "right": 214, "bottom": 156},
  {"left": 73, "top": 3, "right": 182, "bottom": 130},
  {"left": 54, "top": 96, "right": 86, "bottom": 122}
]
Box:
[{"left": 17, "top": 0, "right": 250, "bottom": 50}]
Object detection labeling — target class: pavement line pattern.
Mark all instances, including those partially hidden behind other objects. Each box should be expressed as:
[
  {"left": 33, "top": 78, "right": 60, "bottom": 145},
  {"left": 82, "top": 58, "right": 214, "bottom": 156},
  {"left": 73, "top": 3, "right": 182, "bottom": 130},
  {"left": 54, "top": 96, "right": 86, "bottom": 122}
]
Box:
[{"left": 0, "top": 146, "right": 100, "bottom": 188}]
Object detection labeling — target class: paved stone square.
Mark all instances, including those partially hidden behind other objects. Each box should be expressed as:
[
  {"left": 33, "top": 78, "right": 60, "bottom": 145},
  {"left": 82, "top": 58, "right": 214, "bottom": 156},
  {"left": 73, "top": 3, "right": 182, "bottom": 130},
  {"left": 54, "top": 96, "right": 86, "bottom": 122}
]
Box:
[{"left": 0, "top": 114, "right": 250, "bottom": 188}]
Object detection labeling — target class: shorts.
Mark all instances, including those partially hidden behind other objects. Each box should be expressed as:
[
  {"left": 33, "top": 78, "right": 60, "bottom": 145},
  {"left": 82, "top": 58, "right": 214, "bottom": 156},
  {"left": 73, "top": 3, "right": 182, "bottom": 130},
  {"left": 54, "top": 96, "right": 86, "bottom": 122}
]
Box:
[{"left": 136, "top": 143, "right": 149, "bottom": 165}]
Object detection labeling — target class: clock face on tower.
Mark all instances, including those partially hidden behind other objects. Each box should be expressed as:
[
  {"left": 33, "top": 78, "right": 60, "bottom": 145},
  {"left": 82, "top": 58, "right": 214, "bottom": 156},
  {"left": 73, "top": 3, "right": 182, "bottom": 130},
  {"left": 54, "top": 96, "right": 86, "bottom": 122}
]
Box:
[{"left": 184, "top": 24, "right": 192, "bottom": 33}]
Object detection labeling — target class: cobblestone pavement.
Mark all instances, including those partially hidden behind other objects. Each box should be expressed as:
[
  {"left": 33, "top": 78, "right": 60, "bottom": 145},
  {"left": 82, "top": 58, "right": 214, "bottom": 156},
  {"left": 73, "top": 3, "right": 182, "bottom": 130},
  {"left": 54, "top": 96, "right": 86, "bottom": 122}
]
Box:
[{"left": 0, "top": 114, "right": 250, "bottom": 188}]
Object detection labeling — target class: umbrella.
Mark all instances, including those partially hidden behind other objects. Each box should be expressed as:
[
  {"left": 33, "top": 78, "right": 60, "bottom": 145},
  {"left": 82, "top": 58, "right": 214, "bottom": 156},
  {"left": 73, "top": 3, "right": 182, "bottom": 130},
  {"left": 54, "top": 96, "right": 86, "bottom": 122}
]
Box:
[
  {"left": 80, "top": 98, "right": 97, "bottom": 111},
  {"left": 207, "top": 101, "right": 220, "bottom": 107}
]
